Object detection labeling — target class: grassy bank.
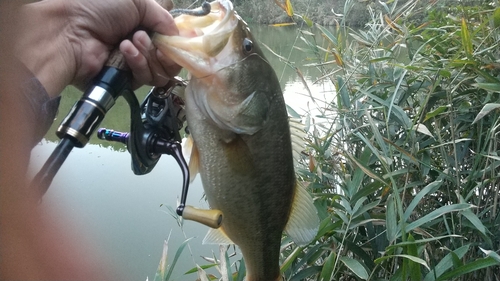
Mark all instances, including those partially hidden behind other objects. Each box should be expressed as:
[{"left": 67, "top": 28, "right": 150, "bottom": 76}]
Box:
[{"left": 276, "top": 0, "right": 500, "bottom": 280}]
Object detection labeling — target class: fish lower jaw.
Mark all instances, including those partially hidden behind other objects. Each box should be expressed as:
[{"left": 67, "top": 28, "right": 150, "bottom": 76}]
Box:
[{"left": 187, "top": 64, "right": 217, "bottom": 80}]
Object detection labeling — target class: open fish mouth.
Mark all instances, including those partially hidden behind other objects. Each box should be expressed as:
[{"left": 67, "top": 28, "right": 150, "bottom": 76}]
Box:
[
  {"left": 175, "top": 0, "right": 234, "bottom": 38},
  {"left": 154, "top": 0, "right": 239, "bottom": 78}
]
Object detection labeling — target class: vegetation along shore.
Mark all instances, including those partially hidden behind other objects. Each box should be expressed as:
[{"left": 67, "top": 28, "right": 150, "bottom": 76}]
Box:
[
  {"left": 174, "top": 0, "right": 486, "bottom": 26},
  {"left": 156, "top": 0, "right": 500, "bottom": 280}
]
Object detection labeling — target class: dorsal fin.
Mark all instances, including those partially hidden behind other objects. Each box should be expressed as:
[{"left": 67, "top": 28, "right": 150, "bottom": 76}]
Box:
[
  {"left": 289, "top": 118, "right": 306, "bottom": 166},
  {"left": 285, "top": 181, "right": 319, "bottom": 246},
  {"left": 202, "top": 227, "right": 234, "bottom": 245}
]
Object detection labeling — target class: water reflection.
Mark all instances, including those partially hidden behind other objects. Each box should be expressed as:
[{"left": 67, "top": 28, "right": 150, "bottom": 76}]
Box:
[
  {"left": 29, "top": 141, "right": 215, "bottom": 280},
  {"left": 250, "top": 23, "right": 337, "bottom": 118},
  {"left": 31, "top": 23, "right": 337, "bottom": 280}
]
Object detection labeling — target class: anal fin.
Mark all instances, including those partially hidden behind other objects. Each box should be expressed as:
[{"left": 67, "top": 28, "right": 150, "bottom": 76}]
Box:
[{"left": 202, "top": 228, "right": 234, "bottom": 245}]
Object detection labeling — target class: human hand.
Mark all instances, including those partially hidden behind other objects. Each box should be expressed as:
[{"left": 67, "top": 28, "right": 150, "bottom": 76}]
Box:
[{"left": 15, "top": 0, "right": 181, "bottom": 97}]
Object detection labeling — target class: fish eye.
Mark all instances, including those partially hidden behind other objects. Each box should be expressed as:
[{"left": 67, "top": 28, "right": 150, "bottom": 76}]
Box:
[{"left": 242, "top": 38, "right": 253, "bottom": 54}]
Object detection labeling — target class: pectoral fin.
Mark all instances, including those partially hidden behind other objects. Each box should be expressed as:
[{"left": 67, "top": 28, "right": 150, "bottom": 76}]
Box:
[
  {"left": 285, "top": 182, "right": 319, "bottom": 246},
  {"left": 223, "top": 135, "right": 255, "bottom": 175},
  {"left": 184, "top": 136, "right": 200, "bottom": 182},
  {"left": 202, "top": 228, "right": 234, "bottom": 245}
]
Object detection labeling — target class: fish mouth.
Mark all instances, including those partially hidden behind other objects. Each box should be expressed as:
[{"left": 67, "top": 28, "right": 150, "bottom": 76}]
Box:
[{"left": 153, "top": 0, "right": 238, "bottom": 78}]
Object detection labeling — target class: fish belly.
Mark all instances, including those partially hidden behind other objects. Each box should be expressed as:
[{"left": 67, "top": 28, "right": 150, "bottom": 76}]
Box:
[{"left": 185, "top": 83, "right": 294, "bottom": 281}]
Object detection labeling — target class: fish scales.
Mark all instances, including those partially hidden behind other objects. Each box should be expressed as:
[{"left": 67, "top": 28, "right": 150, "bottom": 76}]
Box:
[
  {"left": 154, "top": 1, "right": 319, "bottom": 280},
  {"left": 186, "top": 72, "right": 294, "bottom": 281}
]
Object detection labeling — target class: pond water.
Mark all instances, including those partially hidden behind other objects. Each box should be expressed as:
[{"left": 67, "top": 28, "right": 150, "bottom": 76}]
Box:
[{"left": 28, "top": 23, "right": 336, "bottom": 281}]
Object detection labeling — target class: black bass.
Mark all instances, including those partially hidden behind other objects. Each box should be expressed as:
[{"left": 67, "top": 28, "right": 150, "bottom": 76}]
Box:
[{"left": 154, "top": 1, "right": 319, "bottom": 280}]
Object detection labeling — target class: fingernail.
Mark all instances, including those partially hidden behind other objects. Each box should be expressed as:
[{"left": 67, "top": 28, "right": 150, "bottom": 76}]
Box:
[
  {"left": 126, "top": 48, "right": 139, "bottom": 57},
  {"left": 156, "top": 72, "right": 167, "bottom": 79}
]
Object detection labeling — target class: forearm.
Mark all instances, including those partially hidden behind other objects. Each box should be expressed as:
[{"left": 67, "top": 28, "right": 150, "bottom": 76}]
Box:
[{"left": 15, "top": 0, "right": 74, "bottom": 98}]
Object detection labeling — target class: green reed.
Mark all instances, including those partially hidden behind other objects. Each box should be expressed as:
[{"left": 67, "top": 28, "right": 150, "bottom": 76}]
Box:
[{"left": 154, "top": 1, "right": 500, "bottom": 280}]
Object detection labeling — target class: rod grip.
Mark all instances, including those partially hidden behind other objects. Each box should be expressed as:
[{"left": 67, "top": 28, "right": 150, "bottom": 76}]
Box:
[{"left": 182, "top": 205, "right": 223, "bottom": 229}]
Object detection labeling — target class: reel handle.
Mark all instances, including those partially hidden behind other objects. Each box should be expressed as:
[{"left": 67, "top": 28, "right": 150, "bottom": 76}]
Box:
[{"left": 181, "top": 205, "right": 223, "bottom": 229}]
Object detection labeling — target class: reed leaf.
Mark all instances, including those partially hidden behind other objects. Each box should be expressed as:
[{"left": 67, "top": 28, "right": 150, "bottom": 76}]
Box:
[
  {"left": 164, "top": 237, "right": 193, "bottom": 281},
  {"left": 153, "top": 240, "right": 169, "bottom": 281},
  {"left": 319, "top": 251, "right": 336, "bottom": 281},
  {"left": 423, "top": 245, "right": 470, "bottom": 281},
  {"left": 375, "top": 254, "right": 430, "bottom": 270},
  {"left": 405, "top": 203, "right": 473, "bottom": 234},
  {"left": 403, "top": 180, "right": 443, "bottom": 221},
  {"left": 436, "top": 257, "right": 500, "bottom": 281},
  {"left": 386, "top": 194, "right": 399, "bottom": 243},
  {"left": 472, "top": 103, "right": 500, "bottom": 124},
  {"left": 339, "top": 257, "right": 369, "bottom": 280}
]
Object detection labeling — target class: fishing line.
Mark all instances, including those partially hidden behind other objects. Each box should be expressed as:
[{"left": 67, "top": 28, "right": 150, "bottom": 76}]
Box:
[
  {"left": 274, "top": 0, "right": 323, "bottom": 117},
  {"left": 170, "top": 1, "right": 211, "bottom": 17}
]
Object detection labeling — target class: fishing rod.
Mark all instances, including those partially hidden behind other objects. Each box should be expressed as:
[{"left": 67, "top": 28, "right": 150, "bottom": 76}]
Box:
[{"left": 31, "top": 0, "right": 222, "bottom": 229}]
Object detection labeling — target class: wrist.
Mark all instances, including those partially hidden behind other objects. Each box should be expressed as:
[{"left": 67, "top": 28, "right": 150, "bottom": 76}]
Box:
[{"left": 15, "top": 0, "right": 75, "bottom": 98}]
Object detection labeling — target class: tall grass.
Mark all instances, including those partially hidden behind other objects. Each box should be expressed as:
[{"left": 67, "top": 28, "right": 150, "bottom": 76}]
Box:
[
  {"left": 154, "top": 1, "right": 500, "bottom": 280},
  {"left": 281, "top": 0, "right": 500, "bottom": 280}
]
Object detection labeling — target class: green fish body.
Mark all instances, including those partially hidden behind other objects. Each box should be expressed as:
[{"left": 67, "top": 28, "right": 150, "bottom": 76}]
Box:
[{"left": 154, "top": 1, "right": 319, "bottom": 280}]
